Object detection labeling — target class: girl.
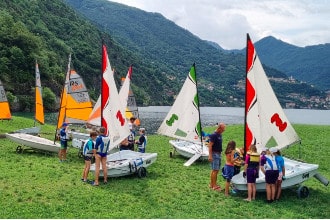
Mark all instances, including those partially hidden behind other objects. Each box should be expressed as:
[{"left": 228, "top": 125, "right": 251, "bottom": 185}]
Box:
[
  {"left": 222, "top": 140, "right": 238, "bottom": 196},
  {"left": 243, "top": 144, "right": 260, "bottom": 201}
]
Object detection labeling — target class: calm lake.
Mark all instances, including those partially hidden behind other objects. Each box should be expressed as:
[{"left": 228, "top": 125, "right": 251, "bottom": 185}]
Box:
[{"left": 138, "top": 106, "right": 330, "bottom": 134}]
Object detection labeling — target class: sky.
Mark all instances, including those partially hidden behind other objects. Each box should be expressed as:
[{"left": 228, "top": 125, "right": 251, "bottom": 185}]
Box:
[{"left": 108, "top": 0, "right": 330, "bottom": 50}]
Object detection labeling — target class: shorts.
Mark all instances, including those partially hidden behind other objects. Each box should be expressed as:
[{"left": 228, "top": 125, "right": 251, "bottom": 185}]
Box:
[
  {"left": 97, "top": 152, "right": 107, "bottom": 158},
  {"left": 60, "top": 141, "right": 68, "bottom": 149},
  {"left": 222, "top": 164, "right": 234, "bottom": 182},
  {"left": 246, "top": 168, "right": 257, "bottom": 183},
  {"left": 265, "top": 170, "right": 279, "bottom": 184},
  {"left": 84, "top": 156, "right": 92, "bottom": 161},
  {"left": 211, "top": 152, "right": 221, "bottom": 170}
]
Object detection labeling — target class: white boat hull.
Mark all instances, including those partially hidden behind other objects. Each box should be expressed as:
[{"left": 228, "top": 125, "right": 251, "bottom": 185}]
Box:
[
  {"left": 90, "top": 150, "right": 157, "bottom": 178},
  {"left": 14, "top": 126, "right": 41, "bottom": 135},
  {"left": 169, "top": 140, "right": 209, "bottom": 160},
  {"left": 231, "top": 157, "right": 319, "bottom": 191},
  {"left": 6, "top": 133, "right": 60, "bottom": 153},
  {"left": 70, "top": 131, "right": 89, "bottom": 140}
]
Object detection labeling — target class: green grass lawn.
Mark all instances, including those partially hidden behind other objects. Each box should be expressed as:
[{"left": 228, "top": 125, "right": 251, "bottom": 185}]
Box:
[{"left": 0, "top": 116, "right": 329, "bottom": 218}]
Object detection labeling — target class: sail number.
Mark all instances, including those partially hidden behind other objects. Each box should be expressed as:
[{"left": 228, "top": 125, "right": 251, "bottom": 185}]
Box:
[
  {"left": 166, "top": 114, "right": 178, "bottom": 126},
  {"left": 270, "top": 113, "right": 287, "bottom": 132}
]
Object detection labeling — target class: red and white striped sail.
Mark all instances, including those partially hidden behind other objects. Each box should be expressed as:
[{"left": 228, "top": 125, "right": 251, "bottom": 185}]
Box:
[
  {"left": 244, "top": 34, "right": 300, "bottom": 153},
  {"left": 101, "top": 45, "right": 130, "bottom": 150}
]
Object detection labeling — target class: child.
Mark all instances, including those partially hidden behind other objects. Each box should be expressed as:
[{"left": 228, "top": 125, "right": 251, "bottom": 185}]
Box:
[
  {"left": 58, "top": 123, "right": 69, "bottom": 162},
  {"left": 222, "top": 140, "right": 238, "bottom": 196},
  {"left": 233, "top": 147, "right": 244, "bottom": 176},
  {"left": 243, "top": 144, "right": 260, "bottom": 201},
  {"left": 81, "top": 131, "right": 98, "bottom": 183},
  {"left": 135, "top": 128, "right": 147, "bottom": 153}
]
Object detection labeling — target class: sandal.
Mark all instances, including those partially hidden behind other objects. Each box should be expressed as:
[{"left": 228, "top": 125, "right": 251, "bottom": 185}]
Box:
[{"left": 212, "top": 186, "right": 222, "bottom": 192}]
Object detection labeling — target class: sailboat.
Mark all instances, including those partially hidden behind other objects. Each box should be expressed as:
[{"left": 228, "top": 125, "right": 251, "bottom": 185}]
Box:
[
  {"left": 157, "top": 64, "right": 208, "bottom": 166},
  {"left": 231, "top": 34, "right": 328, "bottom": 197},
  {"left": 13, "top": 61, "right": 44, "bottom": 135},
  {"left": 56, "top": 54, "right": 93, "bottom": 140},
  {"left": 0, "top": 80, "right": 12, "bottom": 120},
  {"left": 89, "top": 44, "right": 157, "bottom": 178},
  {"left": 72, "top": 65, "right": 141, "bottom": 149},
  {"left": 6, "top": 62, "right": 61, "bottom": 153}
]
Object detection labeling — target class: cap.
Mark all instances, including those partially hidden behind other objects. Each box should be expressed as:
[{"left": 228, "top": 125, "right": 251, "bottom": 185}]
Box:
[
  {"left": 269, "top": 147, "right": 278, "bottom": 153},
  {"left": 261, "top": 147, "right": 268, "bottom": 152},
  {"left": 139, "top": 128, "right": 145, "bottom": 131},
  {"left": 62, "top": 122, "right": 68, "bottom": 127}
]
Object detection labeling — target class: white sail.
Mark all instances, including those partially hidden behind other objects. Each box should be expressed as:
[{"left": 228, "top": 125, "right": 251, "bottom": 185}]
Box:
[
  {"left": 101, "top": 45, "right": 130, "bottom": 150},
  {"left": 157, "top": 64, "right": 202, "bottom": 144},
  {"left": 245, "top": 34, "right": 300, "bottom": 152}
]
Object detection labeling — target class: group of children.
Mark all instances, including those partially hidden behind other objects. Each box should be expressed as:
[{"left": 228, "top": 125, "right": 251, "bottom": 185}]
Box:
[
  {"left": 222, "top": 141, "right": 286, "bottom": 202},
  {"left": 57, "top": 117, "right": 147, "bottom": 185}
]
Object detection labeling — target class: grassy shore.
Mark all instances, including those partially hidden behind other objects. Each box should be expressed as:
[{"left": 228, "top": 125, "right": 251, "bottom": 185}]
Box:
[{"left": 0, "top": 116, "right": 329, "bottom": 218}]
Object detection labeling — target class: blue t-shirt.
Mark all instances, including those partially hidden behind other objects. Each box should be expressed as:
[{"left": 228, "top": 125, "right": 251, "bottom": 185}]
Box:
[
  {"left": 208, "top": 132, "right": 222, "bottom": 153},
  {"left": 275, "top": 155, "right": 285, "bottom": 173},
  {"left": 60, "top": 128, "right": 68, "bottom": 144}
]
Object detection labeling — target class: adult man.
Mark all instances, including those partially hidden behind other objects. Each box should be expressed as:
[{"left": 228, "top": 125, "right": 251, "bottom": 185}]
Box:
[{"left": 208, "top": 122, "right": 226, "bottom": 191}]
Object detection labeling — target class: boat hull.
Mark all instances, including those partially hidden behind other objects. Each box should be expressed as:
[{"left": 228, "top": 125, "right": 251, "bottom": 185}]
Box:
[
  {"left": 169, "top": 140, "right": 209, "bottom": 160},
  {"left": 70, "top": 131, "right": 89, "bottom": 140},
  {"left": 14, "top": 126, "right": 41, "bottom": 135},
  {"left": 231, "top": 157, "right": 319, "bottom": 191},
  {"left": 90, "top": 150, "right": 157, "bottom": 177},
  {"left": 6, "top": 133, "right": 60, "bottom": 153}
]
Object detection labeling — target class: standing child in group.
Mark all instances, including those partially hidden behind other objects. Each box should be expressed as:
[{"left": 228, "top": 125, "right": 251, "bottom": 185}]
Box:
[
  {"left": 92, "top": 127, "right": 110, "bottom": 186},
  {"left": 273, "top": 148, "right": 285, "bottom": 201},
  {"left": 135, "top": 128, "right": 147, "bottom": 153},
  {"left": 233, "top": 147, "right": 244, "bottom": 176},
  {"left": 128, "top": 117, "right": 136, "bottom": 150},
  {"left": 222, "top": 140, "right": 238, "bottom": 196},
  {"left": 58, "top": 123, "right": 69, "bottom": 162},
  {"left": 260, "top": 147, "right": 279, "bottom": 203},
  {"left": 81, "top": 131, "right": 98, "bottom": 183},
  {"left": 243, "top": 144, "right": 260, "bottom": 201}
]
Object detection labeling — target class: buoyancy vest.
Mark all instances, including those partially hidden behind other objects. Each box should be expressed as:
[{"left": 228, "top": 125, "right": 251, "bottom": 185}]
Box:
[
  {"left": 264, "top": 155, "right": 279, "bottom": 171},
  {"left": 247, "top": 151, "right": 260, "bottom": 168}
]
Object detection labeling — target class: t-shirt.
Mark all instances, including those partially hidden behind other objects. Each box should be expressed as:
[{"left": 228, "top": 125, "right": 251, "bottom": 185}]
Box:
[
  {"left": 83, "top": 138, "right": 95, "bottom": 156},
  {"left": 208, "top": 132, "right": 222, "bottom": 153},
  {"left": 275, "top": 155, "right": 285, "bottom": 173},
  {"left": 95, "top": 135, "right": 110, "bottom": 154}
]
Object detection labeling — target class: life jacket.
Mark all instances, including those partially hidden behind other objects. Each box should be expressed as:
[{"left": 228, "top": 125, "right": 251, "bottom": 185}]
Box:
[
  {"left": 264, "top": 155, "right": 278, "bottom": 171},
  {"left": 233, "top": 148, "right": 243, "bottom": 166},
  {"left": 83, "top": 138, "right": 94, "bottom": 157},
  {"left": 247, "top": 151, "right": 260, "bottom": 168}
]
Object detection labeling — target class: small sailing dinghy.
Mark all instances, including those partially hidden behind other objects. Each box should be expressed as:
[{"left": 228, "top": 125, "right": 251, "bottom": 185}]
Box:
[
  {"left": 6, "top": 61, "right": 61, "bottom": 153},
  {"left": 231, "top": 34, "right": 328, "bottom": 197},
  {"left": 89, "top": 44, "right": 157, "bottom": 178},
  {"left": 11, "top": 61, "right": 44, "bottom": 135},
  {"left": 0, "top": 79, "right": 12, "bottom": 120},
  {"left": 157, "top": 64, "right": 208, "bottom": 166},
  {"left": 58, "top": 54, "right": 93, "bottom": 140}
]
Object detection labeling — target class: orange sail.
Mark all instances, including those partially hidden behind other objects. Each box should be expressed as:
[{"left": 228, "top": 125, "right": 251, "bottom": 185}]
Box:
[
  {"left": 35, "top": 62, "right": 44, "bottom": 124},
  {"left": 56, "top": 55, "right": 93, "bottom": 129},
  {"left": 0, "top": 80, "right": 11, "bottom": 120}
]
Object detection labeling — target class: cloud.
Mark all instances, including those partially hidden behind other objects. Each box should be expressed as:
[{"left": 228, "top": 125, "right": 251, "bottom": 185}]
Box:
[{"left": 109, "top": 0, "right": 330, "bottom": 49}]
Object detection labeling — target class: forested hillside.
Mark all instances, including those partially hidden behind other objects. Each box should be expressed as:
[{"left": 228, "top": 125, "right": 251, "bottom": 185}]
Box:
[{"left": 0, "top": 0, "right": 326, "bottom": 112}]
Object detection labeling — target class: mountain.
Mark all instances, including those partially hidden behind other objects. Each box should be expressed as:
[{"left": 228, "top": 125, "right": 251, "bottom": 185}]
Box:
[
  {"left": 0, "top": 0, "right": 327, "bottom": 111},
  {"left": 232, "top": 36, "right": 330, "bottom": 91}
]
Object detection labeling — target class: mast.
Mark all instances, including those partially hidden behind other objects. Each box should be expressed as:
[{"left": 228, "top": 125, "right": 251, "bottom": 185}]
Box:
[
  {"left": 34, "top": 60, "right": 37, "bottom": 127},
  {"left": 243, "top": 33, "right": 249, "bottom": 158},
  {"left": 193, "top": 63, "right": 204, "bottom": 152},
  {"left": 54, "top": 54, "right": 71, "bottom": 143}
]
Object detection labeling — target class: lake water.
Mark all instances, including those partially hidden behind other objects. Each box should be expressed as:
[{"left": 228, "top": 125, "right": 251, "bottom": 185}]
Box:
[{"left": 138, "top": 106, "right": 330, "bottom": 134}]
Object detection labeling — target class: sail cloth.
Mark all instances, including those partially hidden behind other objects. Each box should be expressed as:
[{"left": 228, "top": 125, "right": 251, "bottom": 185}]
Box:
[
  {"left": 244, "top": 34, "right": 300, "bottom": 153},
  {"left": 57, "top": 55, "right": 93, "bottom": 129},
  {"left": 0, "top": 79, "right": 11, "bottom": 120},
  {"left": 119, "top": 66, "right": 141, "bottom": 126},
  {"left": 88, "top": 66, "right": 140, "bottom": 126},
  {"left": 35, "top": 62, "right": 44, "bottom": 124},
  {"left": 157, "top": 64, "right": 202, "bottom": 143},
  {"left": 101, "top": 44, "right": 130, "bottom": 150}
]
